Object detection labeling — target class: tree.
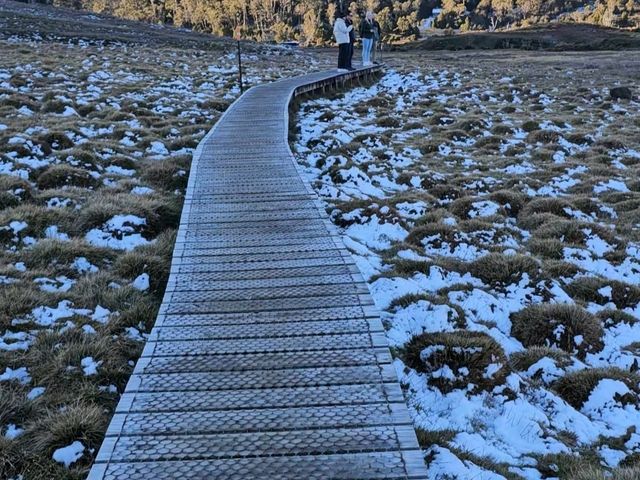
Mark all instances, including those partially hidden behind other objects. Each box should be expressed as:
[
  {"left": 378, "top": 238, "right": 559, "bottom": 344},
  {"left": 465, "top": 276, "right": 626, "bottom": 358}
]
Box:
[
  {"left": 396, "top": 11, "right": 418, "bottom": 36},
  {"left": 33, "top": 0, "right": 640, "bottom": 43},
  {"left": 272, "top": 21, "right": 295, "bottom": 41},
  {"left": 493, "top": 0, "right": 514, "bottom": 21},
  {"left": 519, "top": 0, "right": 543, "bottom": 17},
  {"left": 52, "top": 0, "right": 83, "bottom": 7},
  {"left": 113, "top": 0, "right": 153, "bottom": 21},
  {"left": 297, "top": 0, "right": 324, "bottom": 44}
]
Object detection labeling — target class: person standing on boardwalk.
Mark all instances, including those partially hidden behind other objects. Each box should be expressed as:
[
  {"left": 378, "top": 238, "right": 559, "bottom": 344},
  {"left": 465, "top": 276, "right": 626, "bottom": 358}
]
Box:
[
  {"left": 360, "top": 11, "right": 375, "bottom": 66},
  {"left": 345, "top": 11, "right": 356, "bottom": 70},
  {"left": 333, "top": 11, "right": 354, "bottom": 72},
  {"left": 371, "top": 15, "right": 382, "bottom": 64}
]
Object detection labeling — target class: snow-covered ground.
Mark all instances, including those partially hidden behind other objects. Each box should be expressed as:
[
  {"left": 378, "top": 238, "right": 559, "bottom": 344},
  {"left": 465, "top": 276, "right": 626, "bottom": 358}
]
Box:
[
  {"left": 0, "top": 14, "right": 330, "bottom": 478},
  {"left": 294, "top": 52, "right": 640, "bottom": 479}
]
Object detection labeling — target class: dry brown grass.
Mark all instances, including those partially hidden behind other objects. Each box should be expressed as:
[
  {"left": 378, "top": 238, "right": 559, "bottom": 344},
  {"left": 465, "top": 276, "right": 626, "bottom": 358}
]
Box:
[
  {"left": 0, "top": 6, "right": 330, "bottom": 477},
  {"left": 566, "top": 467, "right": 640, "bottom": 480},
  {"left": 291, "top": 47, "right": 640, "bottom": 478},
  {"left": 553, "top": 367, "right": 640, "bottom": 409},
  {"left": 468, "top": 253, "right": 540, "bottom": 287},
  {"left": 510, "top": 346, "right": 572, "bottom": 372},
  {"left": 402, "top": 331, "right": 509, "bottom": 393},
  {"left": 510, "top": 304, "right": 604, "bottom": 359}
]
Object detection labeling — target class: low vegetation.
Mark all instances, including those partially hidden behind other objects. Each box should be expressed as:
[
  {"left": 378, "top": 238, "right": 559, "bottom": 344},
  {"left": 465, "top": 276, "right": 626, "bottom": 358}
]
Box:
[
  {"left": 0, "top": 4, "right": 329, "bottom": 478},
  {"left": 510, "top": 304, "right": 604, "bottom": 359},
  {"left": 410, "top": 24, "right": 640, "bottom": 51},
  {"left": 294, "top": 48, "right": 640, "bottom": 478},
  {"left": 403, "top": 331, "right": 509, "bottom": 393}
]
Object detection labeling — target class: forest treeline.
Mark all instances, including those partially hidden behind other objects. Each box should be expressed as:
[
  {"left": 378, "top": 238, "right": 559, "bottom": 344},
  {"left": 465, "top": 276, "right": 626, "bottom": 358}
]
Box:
[{"left": 21, "top": 0, "right": 640, "bottom": 43}]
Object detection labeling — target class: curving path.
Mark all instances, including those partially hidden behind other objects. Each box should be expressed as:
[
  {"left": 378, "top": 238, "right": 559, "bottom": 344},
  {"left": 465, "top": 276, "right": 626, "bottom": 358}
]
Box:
[{"left": 88, "top": 67, "right": 428, "bottom": 480}]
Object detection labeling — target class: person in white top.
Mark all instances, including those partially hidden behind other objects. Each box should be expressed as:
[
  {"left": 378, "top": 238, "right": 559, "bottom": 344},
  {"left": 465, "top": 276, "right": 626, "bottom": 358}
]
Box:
[{"left": 333, "top": 11, "right": 354, "bottom": 72}]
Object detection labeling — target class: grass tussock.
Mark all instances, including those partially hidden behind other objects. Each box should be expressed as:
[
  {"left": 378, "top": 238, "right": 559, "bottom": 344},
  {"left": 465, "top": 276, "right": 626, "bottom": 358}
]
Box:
[
  {"left": 293, "top": 48, "right": 640, "bottom": 480},
  {"left": 26, "top": 329, "right": 136, "bottom": 392},
  {"left": 468, "top": 253, "right": 540, "bottom": 287},
  {"left": 139, "top": 158, "right": 190, "bottom": 192},
  {"left": 73, "top": 192, "right": 181, "bottom": 236},
  {"left": 566, "top": 467, "right": 640, "bottom": 480},
  {"left": 36, "top": 165, "right": 100, "bottom": 190},
  {"left": 402, "top": 331, "right": 509, "bottom": 393},
  {"left": 20, "top": 403, "right": 106, "bottom": 462},
  {"left": 553, "top": 367, "right": 640, "bottom": 409},
  {"left": 510, "top": 346, "right": 572, "bottom": 372},
  {"left": 536, "top": 451, "right": 603, "bottom": 479},
  {"left": 510, "top": 304, "right": 604, "bottom": 359},
  {"left": 520, "top": 197, "right": 575, "bottom": 220},
  {"left": 20, "top": 239, "right": 115, "bottom": 272}
]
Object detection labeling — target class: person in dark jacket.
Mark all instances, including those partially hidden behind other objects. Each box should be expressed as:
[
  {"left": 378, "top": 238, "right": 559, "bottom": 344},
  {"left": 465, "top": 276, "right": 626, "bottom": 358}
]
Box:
[
  {"left": 371, "top": 15, "right": 382, "bottom": 64},
  {"left": 345, "top": 12, "right": 355, "bottom": 70},
  {"left": 359, "top": 11, "right": 375, "bottom": 66}
]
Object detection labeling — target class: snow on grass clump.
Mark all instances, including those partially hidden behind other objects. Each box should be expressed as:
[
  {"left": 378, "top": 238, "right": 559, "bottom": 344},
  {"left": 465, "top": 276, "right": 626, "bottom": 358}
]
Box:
[
  {"left": 28, "top": 300, "right": 92, "bottom": 327},
  {"left": 370, "top": 266, "right": 482, "bottom": 311},
  {"left": 468, "top": 200, "right": 501, "bottom": 218},
  {"left": 4, "top": 424, "right": 25, "bottom": 439},
  {"left": 34, "top": 276, "right": 75, "bottom": 292},
  {"left": 345, "top": 215, "right": 408, "bottom": 250},
  {"left": 91, "top": 305, "right": 112, "bottom": 324},
  {"left": 426, "top": 445, "right": 508, "bottom": 480},
  {"left": 0, "top": 331, "right": 33, "bottom": 351},
  {"left": 44, "top": 225, "right": 70, "bottom": 241},
  {"left": 27, "top": 386, "right": 46, "bottom": 400},
  {"left": 132, "top": 273, "right": 150, "bottom": 291},
  {"left": 81, "top": 356, "right": 102, "bottom": 376},
  {"left": 52, "top": 441, "right": 85, "bottom": 468},
  {"left": 85, "top": 214, "right": 152, "bottom": 250},
  {"left": 563, "top": 244, "right": 640, "bottom": 285},
  {"left": 0, "top": 366, "right": 31, "bottom": 384},
  {"left": 72, "top": 256, "right": 99, "bottom": 273},
  {"left": 594, "top": 179, "right": 630, "bottom": 194},
  {"left": 146, "top": 140, "right": 169, "bottom": 157},
  {"left": 131, "top": 186, "right": 154, "bottom": 195},
  {"left": 386, "top": 300, "right": 463, "bottom": 346}
]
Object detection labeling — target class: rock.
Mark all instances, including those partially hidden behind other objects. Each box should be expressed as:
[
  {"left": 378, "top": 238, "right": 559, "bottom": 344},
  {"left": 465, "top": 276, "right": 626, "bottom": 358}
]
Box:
[{"left": 610, "top": 86, "right": 633, "bottom": 100}]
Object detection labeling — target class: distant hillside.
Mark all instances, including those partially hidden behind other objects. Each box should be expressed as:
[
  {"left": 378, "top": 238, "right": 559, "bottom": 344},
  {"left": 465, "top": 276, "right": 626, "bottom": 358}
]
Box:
[
  {"left": 404, "top": 23, "right": 640, "bottom": 51},
  {"left": 0, "top": 0, "right": 237, "bottom": 49},
  {"left": 427, "top": 0, "right": 639, "bottom": 32},
  {"left": 8, "top": 0, "right": 640, "bottom": 44}
]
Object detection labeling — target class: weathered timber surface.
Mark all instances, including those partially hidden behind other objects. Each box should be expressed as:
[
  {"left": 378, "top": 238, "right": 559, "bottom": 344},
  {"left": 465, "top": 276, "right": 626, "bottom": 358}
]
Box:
[{"left": 88, "top": 66, "right": 428, "bottom": 480}]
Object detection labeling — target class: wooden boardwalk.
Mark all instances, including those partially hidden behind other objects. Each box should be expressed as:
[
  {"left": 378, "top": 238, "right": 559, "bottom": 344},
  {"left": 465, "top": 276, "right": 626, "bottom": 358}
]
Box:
[{"left": 88, "top": 67, "right": 428, "bottom": 479}]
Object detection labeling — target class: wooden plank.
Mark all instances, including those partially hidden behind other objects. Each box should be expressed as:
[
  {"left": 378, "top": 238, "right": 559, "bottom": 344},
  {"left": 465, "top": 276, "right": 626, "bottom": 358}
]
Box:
[{"left": 89, "top": 450, "right": 426, "bottom": 479}]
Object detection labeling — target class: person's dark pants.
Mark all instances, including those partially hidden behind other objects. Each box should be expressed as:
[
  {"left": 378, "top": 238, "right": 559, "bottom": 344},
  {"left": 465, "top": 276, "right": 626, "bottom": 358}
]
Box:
[
  {"left": 338, "top": 43, "right": 350, "bottom": 69},
  {"left": 347, "top": 42, "right": 354, "bottom": 68}
]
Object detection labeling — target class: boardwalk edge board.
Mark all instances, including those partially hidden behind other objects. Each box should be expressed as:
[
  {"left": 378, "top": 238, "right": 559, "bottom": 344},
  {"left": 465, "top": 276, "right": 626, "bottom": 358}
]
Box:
[{"left": 88, "top": 66, "right": 429, "bottom": 479}]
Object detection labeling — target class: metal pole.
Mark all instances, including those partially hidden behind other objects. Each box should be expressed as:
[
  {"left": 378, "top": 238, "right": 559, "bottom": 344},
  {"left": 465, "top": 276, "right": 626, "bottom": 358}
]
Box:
[{"left": 237, "top": 40, "right": 244, "bottom": 94}]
